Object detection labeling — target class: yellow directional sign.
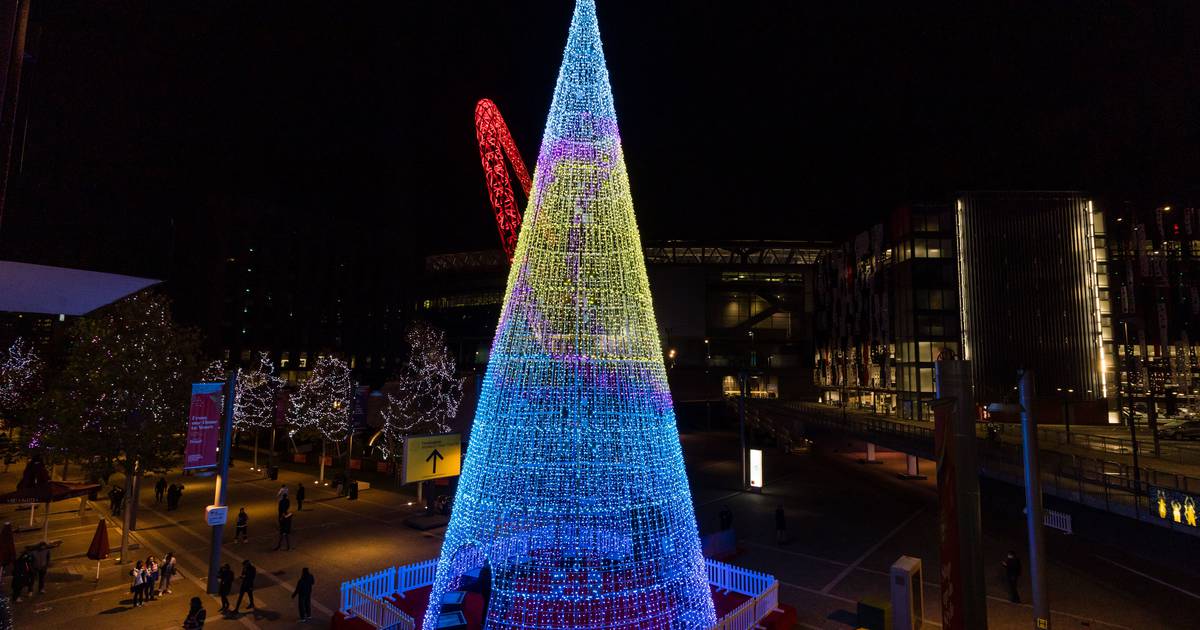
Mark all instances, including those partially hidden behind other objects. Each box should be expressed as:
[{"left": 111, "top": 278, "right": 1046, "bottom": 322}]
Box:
[{"left": 403, "top": 433, "right": 462, "bottom": 484}]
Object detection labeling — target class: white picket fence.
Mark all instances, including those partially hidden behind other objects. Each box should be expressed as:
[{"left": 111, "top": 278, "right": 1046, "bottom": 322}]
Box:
[
  {"left": 340, "top": 557, "right": 778, "bottom": 630},
  {"left": 346, "top": 586, "right": 414, "bottom": 630},
  {"left": 1044, "top": 509, "right": 1074, "bottom": 534},
  {"left": 706, "top": 559, "right": 780, "bottom": 630}
]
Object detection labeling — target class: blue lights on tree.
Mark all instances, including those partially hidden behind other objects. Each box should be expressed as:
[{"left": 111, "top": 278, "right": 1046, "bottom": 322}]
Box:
[{"left": 422, "top": 1, "right": 717, "bottom": 628}]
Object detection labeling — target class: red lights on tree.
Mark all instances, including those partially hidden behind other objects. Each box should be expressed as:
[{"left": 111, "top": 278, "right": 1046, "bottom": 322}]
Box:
[{"left": 475, "top": 98, "right": 531, "bottom": 261}]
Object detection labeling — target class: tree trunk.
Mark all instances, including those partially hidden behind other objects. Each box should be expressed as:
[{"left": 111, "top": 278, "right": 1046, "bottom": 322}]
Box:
[
  {"left": 319, "top": 440, "right": 326, "bottom": 482},
  {"left": 119, "top": 472, "right": 133, "bottom": 563},
  {"left": 253, "top": 427, "right": 260, "bottom": 469},
  {"left": 129, "top": 472, "right": 142, "bottom": 531}
]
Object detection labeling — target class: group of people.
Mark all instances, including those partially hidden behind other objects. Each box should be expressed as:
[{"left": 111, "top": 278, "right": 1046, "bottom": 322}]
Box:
[
  {"left": 154, "top": 477, "right": 185, "bottom": 511},
  {"left": 214, "top": 559, "right": 315, "bottom": 622},
  {"left": 127, "top": 552, "right": 178, "bottom": 607},
  {"left": 9, "top": 541, "right": 51, "bottom": 602}
]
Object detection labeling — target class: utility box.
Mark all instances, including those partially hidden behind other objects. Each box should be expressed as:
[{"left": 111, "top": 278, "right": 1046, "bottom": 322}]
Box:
[{"left": 890, "top": 555, "right": 924, "bottom": 630}]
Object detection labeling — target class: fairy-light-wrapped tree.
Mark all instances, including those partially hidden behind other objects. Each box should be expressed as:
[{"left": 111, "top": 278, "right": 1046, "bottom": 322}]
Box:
[{"left": 422, "top": 2, "right": 717, "bottom": 628}]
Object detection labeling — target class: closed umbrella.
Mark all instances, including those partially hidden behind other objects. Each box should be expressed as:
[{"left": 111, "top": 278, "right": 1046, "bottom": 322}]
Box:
[{"left": 86, "top": 520, "right": 110, "bottom": 581}]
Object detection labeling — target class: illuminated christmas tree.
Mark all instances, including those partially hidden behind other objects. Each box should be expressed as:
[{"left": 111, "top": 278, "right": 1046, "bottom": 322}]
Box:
[
  {"left": 234, "top": 352, "right": 283, "bottom": 468},
  {"left": 423, "top": 2, "right": 717, "bottom": 628}
]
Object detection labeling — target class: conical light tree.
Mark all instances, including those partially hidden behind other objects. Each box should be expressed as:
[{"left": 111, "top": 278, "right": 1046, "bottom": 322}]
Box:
[{"left": 423, "top": 2, "right": 716, "bottom": 628}]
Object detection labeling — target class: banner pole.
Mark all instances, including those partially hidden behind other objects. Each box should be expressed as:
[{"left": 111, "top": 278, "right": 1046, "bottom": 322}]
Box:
[{"left": 207, "top": 369, "right": 238, "bottom": 594}]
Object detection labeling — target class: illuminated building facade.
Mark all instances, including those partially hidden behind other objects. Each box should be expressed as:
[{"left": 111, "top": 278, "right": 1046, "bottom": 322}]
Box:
[
  {"left": 956, "top": 191, "right": 1112, "bottom": 421},
  {"left": 813, "top": 204, "right": 959, "bottom": 420},
  {"left": 419, "top": 240, "right": 827, "bottom": 401},
  {"left": 1108, "top": 203, "right": 1199, "bottom": 418},
  {"left": 423, "top": 1, "right": 716, "bottom": 628}
]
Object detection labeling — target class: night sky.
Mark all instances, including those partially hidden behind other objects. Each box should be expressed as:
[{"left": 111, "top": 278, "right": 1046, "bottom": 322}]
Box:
[{"left": 3, "top": 0, "right": 1199, "bottom": 282}]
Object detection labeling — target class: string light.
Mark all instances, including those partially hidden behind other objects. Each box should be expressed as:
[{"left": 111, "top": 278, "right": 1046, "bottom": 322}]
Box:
[
  {"left": 233, "top": 351, "right": 282, "bottom": 432},
  {"left": 0, "top": 338, "right": 39, "bottom": 418},
  {"left": 378, "top": 324, "right": 462, "bottom": 459},
  {"left": 424, "top": 2, "right": 716, "bottom": 628},
  {"left": 288, "top": 355, "right": 351, "bottom": 442}
]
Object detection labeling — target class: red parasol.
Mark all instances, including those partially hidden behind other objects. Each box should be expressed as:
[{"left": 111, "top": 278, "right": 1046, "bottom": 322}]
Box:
[{"left": 86, "top": 520, "right": 109, "bottom": 561}]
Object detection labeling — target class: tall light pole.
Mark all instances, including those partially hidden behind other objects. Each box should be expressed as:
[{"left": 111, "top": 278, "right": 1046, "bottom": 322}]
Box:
[{"left": 1019, "top": 370, "right": 1051, "bottom": 629}]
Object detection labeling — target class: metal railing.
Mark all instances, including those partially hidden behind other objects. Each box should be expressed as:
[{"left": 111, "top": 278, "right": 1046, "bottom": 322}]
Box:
[
  {"left": 341, "top": 557, "right": 779, "bottom": 630},
  {"left": 991, "top": 421, "right": 1200, "bottom": 465},
  {"left": 750, "top": 399, "right": 1200, "bottom": 537}
]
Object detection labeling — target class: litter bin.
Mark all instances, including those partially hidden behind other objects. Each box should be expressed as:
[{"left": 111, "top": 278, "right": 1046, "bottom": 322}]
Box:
[
  {"left": 348, "top": 480, "right": 359, "bottom": 501},
  {"left": 857, "top": 598, "right": 892, "bottom": 630},
  {"left": 268, "top": 466, "right": 279, "bottom": 481}
]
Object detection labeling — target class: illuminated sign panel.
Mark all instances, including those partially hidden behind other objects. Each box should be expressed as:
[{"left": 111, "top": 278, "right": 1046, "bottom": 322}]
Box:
[
  {"left": 402, "top": 433, "right": 462, "bottom": 484},
  {"left": 749, "top": 449, "right": 764, "bottom": 488}
]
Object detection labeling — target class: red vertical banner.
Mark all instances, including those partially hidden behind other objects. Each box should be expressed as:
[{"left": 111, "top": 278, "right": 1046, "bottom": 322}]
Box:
[
  {"left": 185, "top": 383, "right": 224, "bottom": 470},
  {"left": 933, "top": 400, "right": 964, "bottom": 630}
]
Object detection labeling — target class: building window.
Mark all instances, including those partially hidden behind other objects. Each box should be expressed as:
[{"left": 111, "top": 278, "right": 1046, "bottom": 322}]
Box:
[{"left": 280, "top": 352, "right": 290, "bottom": 368}]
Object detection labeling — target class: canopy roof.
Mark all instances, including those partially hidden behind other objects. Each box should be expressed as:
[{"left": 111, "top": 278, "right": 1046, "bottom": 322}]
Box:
[{"left": 0, "top": 260, "right": 159, "bottom": 315}]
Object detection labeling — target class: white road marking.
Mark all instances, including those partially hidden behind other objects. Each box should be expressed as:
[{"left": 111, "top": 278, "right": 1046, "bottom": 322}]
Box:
[
  {"left": 1096, "top": 555, "right": 1200, "bottom": 601},
  {"left": 741, "top": 540, "right": 850, "bottom": 567},
  {"left": 819, "top": 508, "right": 921, "bottom": 594}
]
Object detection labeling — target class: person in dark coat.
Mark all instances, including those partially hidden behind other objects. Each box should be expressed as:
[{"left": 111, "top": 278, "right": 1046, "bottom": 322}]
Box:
[
  {"left": 182, "top": 596, "right": 206, "bottom": 629},
  {"left": 719, "top": 505, "right": 733, "bottom": 531},
  {"left": 1003, "top": 551, "right": 1022, "bottom": 603},
  {"left": 774, "top": 505, "right": 788, "bottom": 545},
  {"left": 217, "top": 563, "right": 235, "bottom": 612},
  {"left": 278, "top": 493, "right": 290, "bottom": 517},
  {"left": 29, "top": 542, "right": 50, "bottom": 594},
  {"left": 291, "top": 567, "right": 314, "bottom": 621},
  {"left": 154, "top": 477, "right": 167, "bottom": 504},
  {"left": 234, "top": 559, "right": 256, "bottom": 612},
  {"left": 295, "top": 482, "right": 306, "bottom": 511},
  {"left": 273, "top": 510, "right": 293, "bottom": 551},
  {"left": 11, "top": 551, "right": 32, "bottom": 602},
  {"left": 234, "top": 508, "right": 249, "bottom": 543}
]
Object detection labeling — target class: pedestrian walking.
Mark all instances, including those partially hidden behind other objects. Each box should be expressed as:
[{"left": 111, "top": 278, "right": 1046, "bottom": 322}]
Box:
[
  {"left": 11, "top": 550, "right": 32, "bottom": 603},
  {"left": 108, "top": 486, "right": 121, "bottom": 515},
  {"left": 29, "top": 541, "right": 50, "bottom": 594},
  {"left": 296, "top": 482, "right": 306, "bottom": 511},
  {"left": 292, "top": 567, "right": 314, "bottom": 621},
  {"left": 154, "top": 477, "right": 167, "bottom": 504},
  {"left": 167, "top": 484, "right": 184, "bottom": 511},
  {"left": 233, "top": 559, "right": 256, "bottom": 612},
  {"left": 217, "top": 563, "right": 234, "bottom": 612},
  {"left": 276, "top": 484, "right": 288, "bottom": 501},
  {"left": 774, "top": 505, "right": 788, "bottom": 545},
  {"left": 182, "top": 596, "right": 207, "bottom": 629},
  {"left": 129, "top": 560, "right": 147, "bottom": 607},
  {"left": 274, "top": 510, "right": 293, "bottom": 551},
  {"left": 146, "top": 555, "right": 160, "bottom": 600},
  {"left": 278, "top": 493, "right": 290, "bottom": 517},
  {"left": 1003, "top": 550, "right": 1022, "bottom": 603},
  {"left": 234, "top": 508, "right": 249, "bottom": 543},
  {"left": 719, "top": 505, "right": 733, "bottom": 531},
  {"left": 159, "top": 552, "right": 177, "bottom": 594}
]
